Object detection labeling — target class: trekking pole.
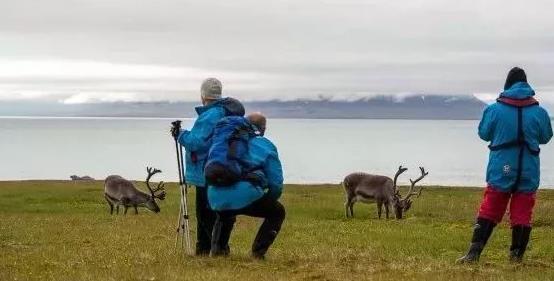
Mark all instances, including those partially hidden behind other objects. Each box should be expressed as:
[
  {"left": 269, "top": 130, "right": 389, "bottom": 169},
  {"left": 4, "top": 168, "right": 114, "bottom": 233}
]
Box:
[{"left": 172, "top": 121, "right": 193, "bottom": 256}]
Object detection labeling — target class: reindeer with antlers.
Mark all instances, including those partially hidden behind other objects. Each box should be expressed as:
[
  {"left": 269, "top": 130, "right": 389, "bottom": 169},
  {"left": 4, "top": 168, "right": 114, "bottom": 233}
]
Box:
[
  {"left": 104, "top": 167, "right": 166, "bottom": 215},
  {"left": 343, "top": 166, "right": 429, "bottom": 219}
]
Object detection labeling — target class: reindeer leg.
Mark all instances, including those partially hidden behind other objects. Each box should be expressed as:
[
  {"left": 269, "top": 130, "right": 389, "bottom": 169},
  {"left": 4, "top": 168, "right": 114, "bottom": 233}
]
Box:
[
  {"left": 116, "top": 204, "right": 120, "bottom": 215},
  {"left": 104, "top": 195, "right": 114, "bottom": 215},
  {"left": 377, "top": 201, "right": 383, "bottom": 219},
  {"left": 344, "top": 202, "right": 349, "bottom": 218},
  {"left": 345, "top": 198, "right": 352, "bottom": 218},
  {"left": 134, "top": 205, "right": 138, "bottom": 215},
  {"left": 349, "top": 201, "right": 354, "bottom": 217},
  {"left": 120, "top": 198, "right": 130, "bottom": 215},
  {"left": 385, "top": 203, "right": 390, "bottom": 219}
]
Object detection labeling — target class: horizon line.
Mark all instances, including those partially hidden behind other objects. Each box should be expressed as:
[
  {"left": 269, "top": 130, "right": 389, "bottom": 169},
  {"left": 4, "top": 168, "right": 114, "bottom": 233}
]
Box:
[
  {"left": 0, "top": 115, "right": 484, "bottom": 121},
  {"left": 1, "top": 94, "right": 485, "bottom": 105}
]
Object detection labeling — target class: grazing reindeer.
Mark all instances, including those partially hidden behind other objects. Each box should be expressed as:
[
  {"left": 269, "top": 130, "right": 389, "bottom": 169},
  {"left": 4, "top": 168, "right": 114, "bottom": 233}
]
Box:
[
  {"left": 343, "top": 166, "right": 428, "bottom": 219},
  {"left": 104, "top": 167, "right": 166, "bottom": 215}
]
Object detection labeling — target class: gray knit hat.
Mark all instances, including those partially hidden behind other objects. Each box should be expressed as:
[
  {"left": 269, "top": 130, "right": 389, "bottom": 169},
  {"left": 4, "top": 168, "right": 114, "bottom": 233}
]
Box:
[{"left": 200, "top": 78, "right": 222, "bottom": 100}]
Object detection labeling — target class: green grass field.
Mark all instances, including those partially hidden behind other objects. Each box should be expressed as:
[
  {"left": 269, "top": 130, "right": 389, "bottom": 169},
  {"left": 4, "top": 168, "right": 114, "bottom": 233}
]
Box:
[{"left": 2, "top": 181, "right": 554, "bottom": 281}]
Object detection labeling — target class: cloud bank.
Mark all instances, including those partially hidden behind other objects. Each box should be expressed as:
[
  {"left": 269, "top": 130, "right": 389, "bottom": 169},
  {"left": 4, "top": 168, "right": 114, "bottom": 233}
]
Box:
[{"left": 1, "top": 0, "right": 554, "bottom": 104}]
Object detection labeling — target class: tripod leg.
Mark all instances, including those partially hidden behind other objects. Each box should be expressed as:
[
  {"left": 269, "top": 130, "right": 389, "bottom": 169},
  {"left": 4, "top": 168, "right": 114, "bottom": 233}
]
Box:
[
  {"left": 173, "top": 136, "right": 187, "bottom": 252},
  {"left": 175, "top": 205, "right": 183, "bottom": 249},
  {"left": 182, "top": 188, "right": 193, "bottom": 255},
  {"left": 172, "top": 135, "right": 193, "bottom": 256},
  {"left": 180, "top": 196, "right": 186, "bottom": 251},
  {"left": 177, "top": 145, "right": 193, "bottom": 255}
]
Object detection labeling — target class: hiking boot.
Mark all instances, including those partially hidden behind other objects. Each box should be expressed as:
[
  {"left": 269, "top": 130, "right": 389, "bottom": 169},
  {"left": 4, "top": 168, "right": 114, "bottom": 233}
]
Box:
[
  {"left": 195, "top": 248, "right": 211, "bottom": 256},
  {"left": 457, "top": 218, "right": 496, "bottom": 264},
  {"left": 457, "top": 242, "right": 484, "bottom": 263},
  {"left": 210, "top": 214, "right": 235, "bottom": 257},
  {"left": 210, "top": 245, "right": 230, "bottom": 257},
  {"left": 509, "top": 225, "right": 531, "bottom": 263},
  {"left": 251, "top": 252, "right": 266, "bottom": 260}
]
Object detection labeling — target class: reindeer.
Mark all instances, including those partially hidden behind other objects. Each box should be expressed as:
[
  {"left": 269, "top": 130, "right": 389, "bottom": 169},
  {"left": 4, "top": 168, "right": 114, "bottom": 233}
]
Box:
[
  {"left": 104, "top": 167, "right": 166, "bottom": 215},
  {"left": 343, "top": 166, "right": 428, "bottom": 219}
]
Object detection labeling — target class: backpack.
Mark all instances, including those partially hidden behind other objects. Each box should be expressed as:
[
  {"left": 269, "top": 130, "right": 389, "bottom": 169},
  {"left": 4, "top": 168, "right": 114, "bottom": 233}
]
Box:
[
  {"left": 204, "top": 116, "right": 259, "bottom": 186},
  {"left": 188, "top": 97, "right": 244, "bottom": 164},
  {"left": 219, "top": 97, "right": 245, "bottom": 117}
]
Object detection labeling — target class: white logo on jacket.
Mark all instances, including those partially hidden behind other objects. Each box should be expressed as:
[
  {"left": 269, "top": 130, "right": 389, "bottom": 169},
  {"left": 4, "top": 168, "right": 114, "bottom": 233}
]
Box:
[{"left": 503, "top": 164, "right": 511, "bottom": 175}]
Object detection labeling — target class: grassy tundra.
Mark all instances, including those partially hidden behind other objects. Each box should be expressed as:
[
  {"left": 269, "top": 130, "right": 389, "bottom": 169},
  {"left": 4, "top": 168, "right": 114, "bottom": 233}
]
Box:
[{"left": 1, "top": 181, "right": 554, "bottom": 281}]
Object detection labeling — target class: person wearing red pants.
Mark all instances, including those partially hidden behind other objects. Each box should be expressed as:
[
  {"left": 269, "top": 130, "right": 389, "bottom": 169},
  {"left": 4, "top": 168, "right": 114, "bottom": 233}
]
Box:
[{"left": 458, "top": 67, "right": 553, "bottom": 263}]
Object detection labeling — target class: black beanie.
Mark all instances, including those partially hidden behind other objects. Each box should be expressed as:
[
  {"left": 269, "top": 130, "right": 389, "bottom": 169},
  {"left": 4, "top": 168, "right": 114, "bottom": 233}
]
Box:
[{"left": 504, "top": 67, "right": 527, "bottom": 90}]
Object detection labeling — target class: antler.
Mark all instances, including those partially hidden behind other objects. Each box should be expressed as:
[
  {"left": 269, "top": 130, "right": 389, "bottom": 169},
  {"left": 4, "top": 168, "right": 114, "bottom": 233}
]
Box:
[
  {"left": 152, "top": 181, "right": 165, "bottom": 193},
  {"left": 393, "top": 165, "right": 408, "bottom": 194},
  {"left": 145, "top": 167, "right": 163, "bottom": 197},
  {"left": 402, "top": 167, "right": 429, "bottom": 201},
  {"left": 153, "top": 181, "right": 166, "bottom": 200}
]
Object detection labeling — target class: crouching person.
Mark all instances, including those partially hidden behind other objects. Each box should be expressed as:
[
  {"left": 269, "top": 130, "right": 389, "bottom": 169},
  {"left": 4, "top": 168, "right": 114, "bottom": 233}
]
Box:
[
  {"left": 458, "top": 67, "right": 553, "bottom": 263},
  {"left": 206, "top": 112, "right": 285, "bottom": 259},
  {"left": 171, "top": 78, "right": 245, "bottom": 255}
]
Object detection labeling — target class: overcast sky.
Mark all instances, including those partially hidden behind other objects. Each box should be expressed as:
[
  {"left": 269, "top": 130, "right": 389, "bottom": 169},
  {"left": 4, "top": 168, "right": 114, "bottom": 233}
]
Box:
[{"left": 1, "top": 0, "right": 553, "bottom": 104}]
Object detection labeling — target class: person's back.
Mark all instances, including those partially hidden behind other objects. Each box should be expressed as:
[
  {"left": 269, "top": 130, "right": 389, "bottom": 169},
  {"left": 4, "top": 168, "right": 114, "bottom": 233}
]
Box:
[
  {"left": 178, "top": 97, "right": 245, "bottom": 187},
  {"left": 479, "top": 81, "right": 552, "bottom": 192},
  {"left": 459, "top": 67, "right": 553, "bottom": 264},
  {"left": 208, "top": 113, "right": 285, "bottom": 259},
  {"left": 207, "top": 135, "right": 283, "bottom": 211}
]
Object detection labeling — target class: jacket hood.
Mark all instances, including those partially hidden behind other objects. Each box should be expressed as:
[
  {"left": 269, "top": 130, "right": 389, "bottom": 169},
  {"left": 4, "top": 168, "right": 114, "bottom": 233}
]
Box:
[
  {"left": 195, "top": 97, "right": 245, "bottom": 116},
  {"left": 499, "top": 82, "right": 535, "bottom": 100},
  {"left": 219, "top": 97, "right": 245, "bottom": 116}
]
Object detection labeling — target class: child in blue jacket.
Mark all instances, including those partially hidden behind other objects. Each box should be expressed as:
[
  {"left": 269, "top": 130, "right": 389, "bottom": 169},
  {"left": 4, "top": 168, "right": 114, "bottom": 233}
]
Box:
[{"left": 458, "top": 67, "right": 553, "bottom": 263}]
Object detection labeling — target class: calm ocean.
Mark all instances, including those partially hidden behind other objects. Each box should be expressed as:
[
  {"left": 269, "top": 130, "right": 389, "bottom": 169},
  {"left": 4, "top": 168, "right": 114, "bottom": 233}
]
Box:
[{"left": 1, "top": 117, "right": 553, "bottom": 188}]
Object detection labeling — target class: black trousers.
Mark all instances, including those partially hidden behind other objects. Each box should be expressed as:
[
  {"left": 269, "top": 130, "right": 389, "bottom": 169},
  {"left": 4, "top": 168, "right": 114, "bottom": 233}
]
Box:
[
  {"left": 211, "top": 195, "right": 286, "bottom": 257},
  {"left": 195, "top": 186, "right": 216, "bottom": 255}
]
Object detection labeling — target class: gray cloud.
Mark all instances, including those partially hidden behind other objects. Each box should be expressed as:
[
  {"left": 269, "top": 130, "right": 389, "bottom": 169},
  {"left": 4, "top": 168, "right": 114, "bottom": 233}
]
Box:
[{"left": 1, "top": 0, "right": 554, "bottom": 104}]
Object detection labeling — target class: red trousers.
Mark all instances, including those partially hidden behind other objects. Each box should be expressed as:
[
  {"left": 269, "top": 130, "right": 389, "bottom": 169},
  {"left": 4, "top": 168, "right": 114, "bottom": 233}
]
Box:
[{"left": 477, "top": 185, "right": 536, "bottom": 227}]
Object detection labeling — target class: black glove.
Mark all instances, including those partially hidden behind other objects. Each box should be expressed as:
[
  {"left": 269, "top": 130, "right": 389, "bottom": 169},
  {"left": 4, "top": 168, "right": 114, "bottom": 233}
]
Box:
[{"left": 170, "top": 120, "right": 182, "bottom": 139}]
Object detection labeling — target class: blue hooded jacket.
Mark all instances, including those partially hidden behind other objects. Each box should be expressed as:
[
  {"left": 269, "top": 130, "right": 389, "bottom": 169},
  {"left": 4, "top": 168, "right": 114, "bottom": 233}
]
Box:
[
  {"left": 479, "top": 82, "right": 552, "bottom": 193},
  {"left": 207, "top": 136, "right": 283, "bottom": 211},
  {"left": 177, "top": 98, "right": 244, "bottom": 187}
]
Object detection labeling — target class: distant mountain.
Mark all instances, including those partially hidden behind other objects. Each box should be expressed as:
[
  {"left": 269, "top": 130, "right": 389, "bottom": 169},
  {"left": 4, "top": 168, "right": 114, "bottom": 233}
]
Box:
[
  {"left": 1, "top": 95, "right": 487, "bottom": 119},
  {"left": 246, "top": 95, "right": 487, "bottom": 119}
]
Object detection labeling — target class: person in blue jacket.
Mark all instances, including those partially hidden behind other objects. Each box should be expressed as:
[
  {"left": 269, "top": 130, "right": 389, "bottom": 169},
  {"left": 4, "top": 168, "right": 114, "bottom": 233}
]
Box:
[
  {"left": 171, "top": 78, "right": 244, "bottom": 255},
  {"left": 209, "top": 112, "right": 285, "bottom": 259},
  {"left": 459, "top": 67, "right": 553, "bottom": 263}
]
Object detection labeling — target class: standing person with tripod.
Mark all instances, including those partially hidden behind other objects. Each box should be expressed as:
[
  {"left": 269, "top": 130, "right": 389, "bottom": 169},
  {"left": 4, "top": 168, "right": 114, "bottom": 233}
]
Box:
[{"left": 171, "top": 78, "right": 245, "bottom": 255}]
